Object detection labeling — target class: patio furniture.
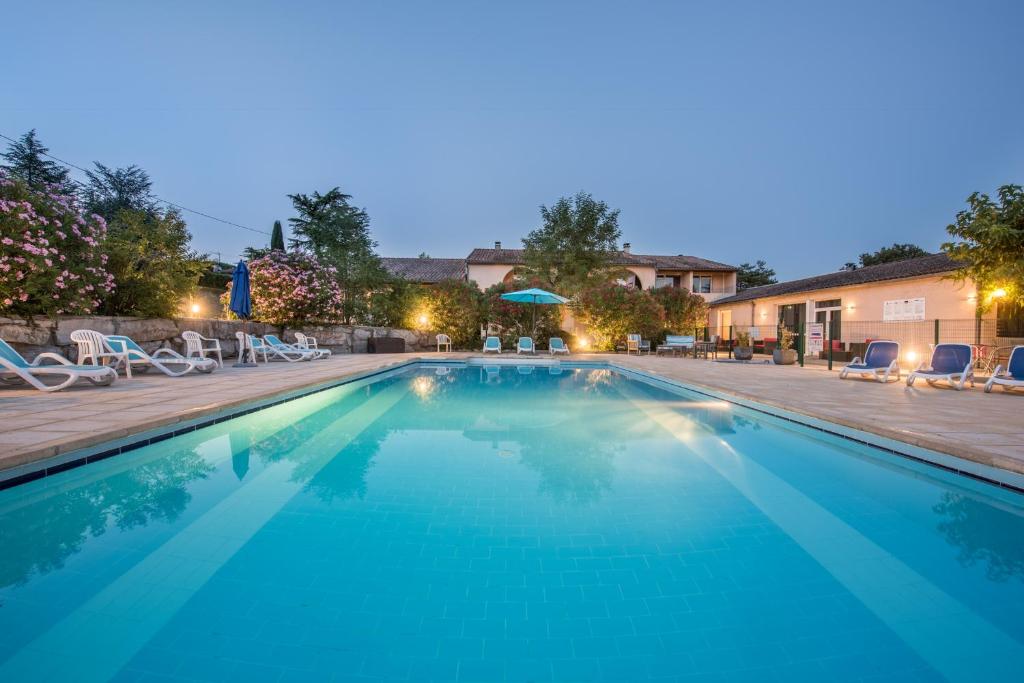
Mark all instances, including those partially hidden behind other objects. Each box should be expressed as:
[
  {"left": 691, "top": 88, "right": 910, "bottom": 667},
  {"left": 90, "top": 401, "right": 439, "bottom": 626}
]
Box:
[
  {"left": 906, "top": 343, "right": 974, "bottom": 390},
  {"left": 838, "top": 340, "right": 901, "bottom": 383},
  {"left": 436, "top": 334, "right": 452, "bottom": 353},
  {"left": 517, "top": 337, "right": 535, "bottom": 355},
  {"left": 182, "top": 331, "right": 224, "bottom": 367},
  {"left": 549, "top": 337, "right": 570, "bottom": 355},
  {"left": 482, "top": 336, "right": 502, "bottom": 354},
  {"left": 657, "top": 335, "right": 694, "bottom": 356},
  {"left": 984, "top": 345, "right": 1024, "bottom": 393},
  {"left": 265, "top": 334, "right": 325, "bottom": 360},
  {"left": 694, "top": 340, "right": 718, "bottom": 360},
  {"left": 105, "top": 334, "right": 218, "bottom": 376},
  {"left": 0, "top": 339, "right": 117, "bottom": 392},
  {"left": 71, "top": 329, "right": 134, "bottom": 377},
  {"left": 295, "top": 332, "right": 331, "bottom": 357},
  {"left": 626, "top": 334, "right": 651, "bottom": 355}
]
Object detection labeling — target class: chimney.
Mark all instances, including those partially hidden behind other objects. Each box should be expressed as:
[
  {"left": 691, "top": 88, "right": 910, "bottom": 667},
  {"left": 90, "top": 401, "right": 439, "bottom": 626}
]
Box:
[
  {"left": 494, "top": 240, "right": 502, "bottom": 250},
  {"left": 622, "top": 242, "right": 631, "bottom": 253}
]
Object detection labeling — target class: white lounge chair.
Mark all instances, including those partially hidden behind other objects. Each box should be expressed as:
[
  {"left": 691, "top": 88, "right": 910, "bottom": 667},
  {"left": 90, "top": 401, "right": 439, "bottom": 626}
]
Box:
[
  {"left": 71, "top": 329, "right": 134, "bottom": 377},
  {"left": 906, "top": 343, "right": 974, "bottom": 390},
  {"left": 517, "top": 337, "right": 535, "bottom": 355},
  {"left": 0, "top": 339, "right": 117, "bottom": 392},
  {"left": 105, "top": 334, "right": 217, "bottom": 376},
  {"left": 985, "top": 345, "right": 1024, "bottom": 393},
  {"left": 262, "top": 334, "right": 317, "bottom": 361},
  {"left": 295, "top": 332, "right": 331, "bottom": 357},
  {"left": 482, "top": 336, "right": 501, "bottom": 354},
  {"left": 839, "top": 340, "right": 901, "bottom": 383},
  {"left": 436, "top": 334, "right": 452, "bottom": 353},
  {"left": 549, "top": 337, "right": 570, "bottom": 355},
  {"left": 182, "top": 331, "right": 223, "bottom": 367}
]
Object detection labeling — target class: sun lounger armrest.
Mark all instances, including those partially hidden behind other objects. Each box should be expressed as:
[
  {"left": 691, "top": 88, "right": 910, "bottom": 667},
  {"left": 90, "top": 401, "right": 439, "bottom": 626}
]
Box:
[
  {"left": 29, "top": 352, "right": 75, "bottom": 367},
  {"left": 849, "top": 356, "right": 862, "bottom": 365}
]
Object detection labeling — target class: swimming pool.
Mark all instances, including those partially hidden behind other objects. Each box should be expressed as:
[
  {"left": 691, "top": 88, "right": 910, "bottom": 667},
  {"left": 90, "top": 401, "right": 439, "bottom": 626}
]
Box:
[{"left": 1, "top": 364, "right": 1022, "bottom": 682}]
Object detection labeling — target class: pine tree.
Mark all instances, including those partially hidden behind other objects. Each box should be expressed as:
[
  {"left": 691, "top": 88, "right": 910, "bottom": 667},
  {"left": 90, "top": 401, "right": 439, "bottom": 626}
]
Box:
[
  {"left": 83, "top": 163, "right": 158, "bottom": 219},
  {"left": 270, "top": 220, "right": 285, "bottom": 251},
  {"left": 1, "top": 129, "right": 72, "bottom": 190}
]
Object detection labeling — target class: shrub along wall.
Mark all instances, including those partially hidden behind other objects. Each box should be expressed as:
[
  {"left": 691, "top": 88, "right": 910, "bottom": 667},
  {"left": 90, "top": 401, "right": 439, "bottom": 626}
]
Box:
[{"left": 0, "top": 316, "right": 435, "bottom": 362}]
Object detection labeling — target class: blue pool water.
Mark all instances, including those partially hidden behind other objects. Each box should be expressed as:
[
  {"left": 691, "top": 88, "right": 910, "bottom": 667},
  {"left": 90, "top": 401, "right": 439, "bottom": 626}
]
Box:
[{"left": 1, "top": 364, "right": 1023, "bottom": 682}]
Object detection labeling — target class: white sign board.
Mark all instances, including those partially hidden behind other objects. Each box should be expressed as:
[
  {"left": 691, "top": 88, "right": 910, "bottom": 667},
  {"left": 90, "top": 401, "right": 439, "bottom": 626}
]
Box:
[
  {"left": 883, "top": 298, "right": 925, "bottom": 321},
  {"left": 806, "top": 323, "right": 824, "bottom": 355}
]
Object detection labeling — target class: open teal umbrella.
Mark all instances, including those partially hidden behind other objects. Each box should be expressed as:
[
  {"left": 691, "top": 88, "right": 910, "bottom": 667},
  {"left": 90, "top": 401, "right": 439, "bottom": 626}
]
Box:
[{"left": 500, "top": 287, "right": 569, "bottom": 336}]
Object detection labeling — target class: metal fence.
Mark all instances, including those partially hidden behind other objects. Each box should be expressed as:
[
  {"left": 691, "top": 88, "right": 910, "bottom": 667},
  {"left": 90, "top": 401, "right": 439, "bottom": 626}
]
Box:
[{"left": 692, "top": 319, "right": 1023, "bottom": 370}]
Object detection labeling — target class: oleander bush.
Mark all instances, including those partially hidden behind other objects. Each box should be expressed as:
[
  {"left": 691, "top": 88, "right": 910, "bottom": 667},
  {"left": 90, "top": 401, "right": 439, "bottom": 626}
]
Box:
[
  {"left": 575, "top": 282, "right": 664, "bottom": 351},
  {"left": 222, "top": 250, "right": 343, "bottom": 328},
  {"left": 650, "top": 286, "right": 709, "bottom": 340},
  {"left": 0, "top": 173, "right": 114, "bottom": 318},
  {"left": 415, "top": 278, "right": 484, "bottom": 349},
  {"left": 482, "top": 281, "right": 563, "bottom": 348}
]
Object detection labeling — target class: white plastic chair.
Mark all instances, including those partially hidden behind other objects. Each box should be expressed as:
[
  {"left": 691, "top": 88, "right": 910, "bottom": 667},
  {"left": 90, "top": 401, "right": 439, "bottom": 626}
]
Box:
[
  {"left": 182, "top": 331, "right": 223, "bottom": 367},
  {"left": 436, "top": 334, "right": 452, "bottom": 353},
  {"left": 71, "top": 329, "right": 134, "bottom": 378},
  {"left": 294, "top": 332, "right": 331, "bottom": 357}
]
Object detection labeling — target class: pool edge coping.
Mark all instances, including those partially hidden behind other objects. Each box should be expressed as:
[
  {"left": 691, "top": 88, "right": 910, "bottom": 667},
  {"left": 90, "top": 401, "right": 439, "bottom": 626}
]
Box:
[{"left": 2, "top": 357, "right": 1022, "bottom": 495}]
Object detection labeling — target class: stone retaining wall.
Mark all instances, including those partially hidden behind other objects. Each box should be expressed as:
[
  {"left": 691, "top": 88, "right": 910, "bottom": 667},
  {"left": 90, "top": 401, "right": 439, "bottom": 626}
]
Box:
[{"left": 0, "top": 316, "right": 435, "bottom": 361}]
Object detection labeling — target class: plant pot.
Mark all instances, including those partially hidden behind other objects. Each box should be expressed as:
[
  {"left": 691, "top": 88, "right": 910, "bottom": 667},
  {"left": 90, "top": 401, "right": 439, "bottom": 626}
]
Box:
[
  {"left": 734, "top": 346, "right": 753, "bottom": 361},
  {"left": 773, "top": 348, "right": 797, "bottom": 365}
]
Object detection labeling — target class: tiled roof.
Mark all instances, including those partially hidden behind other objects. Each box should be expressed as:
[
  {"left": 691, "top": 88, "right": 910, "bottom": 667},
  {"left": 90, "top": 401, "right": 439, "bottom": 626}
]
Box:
[
  {"left": 380, "top": 257, "right": 466, "bottom": 283},
  {"left": 467, "top": 248, "right": 735, "bottom": 270},
  {"left": 711, "top": 253, "right": 959, "bottom": 305}
]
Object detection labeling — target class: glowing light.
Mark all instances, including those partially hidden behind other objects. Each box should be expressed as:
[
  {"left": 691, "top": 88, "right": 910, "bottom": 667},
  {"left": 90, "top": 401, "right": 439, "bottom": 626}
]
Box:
[
  {"left": 992, "top": 288, "right": 1007, "bottom": 299},
  {"left": 417, "top": 314, "right": 429, "bottom": 326},
  {"left": 846, "top": 304, "right": 855, "bottom": 312},
  {"left": 759, "top": 309, "right": 768, "bottom": 319},
  {"left": 577, "top": 337, "right": 589, "bottom": 349},
  {"left": 906, "top": 351, "right": 917, "bottom": 362},
  {"left": 411, "top": 375, "right": 435, "bottom": 399},
  {"left": 190, "top": 303, "right": 201, "bottom": 315}
]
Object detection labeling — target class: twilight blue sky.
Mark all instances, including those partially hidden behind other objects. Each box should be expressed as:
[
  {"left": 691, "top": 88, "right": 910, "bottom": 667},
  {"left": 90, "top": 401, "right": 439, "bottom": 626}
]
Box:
[{"left": 4, "top": 0, "right": 1022, "bottom": 278}]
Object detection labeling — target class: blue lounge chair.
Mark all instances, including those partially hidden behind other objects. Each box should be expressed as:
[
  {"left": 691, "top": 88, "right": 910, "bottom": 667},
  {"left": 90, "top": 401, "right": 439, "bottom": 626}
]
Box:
[
  {"left": 106, "top": 334, "right": 217, "bottom": 376},
  {"left": 482, "top": 336, "right": 501, "bottom": 354},
  {"left": 906, "top": 343, "right": 974, "bottom": 390},
  {"left": 517, "top": 337, "right": 535, "bottom": 355},
  {"left": 0, "top": 339, "right": 117, "bottom": 392},
  {"left": 264, "top": 334, "right": 323, "bottom": 360},
  {"left": 985, "top": 345, "right": 1024, "bottom": 393},
  {"left": 549, "top": 337, "right": 570, "bottom": 355},
  {"left": 839, "top": 340, "right": 901, "bottom": 383}
]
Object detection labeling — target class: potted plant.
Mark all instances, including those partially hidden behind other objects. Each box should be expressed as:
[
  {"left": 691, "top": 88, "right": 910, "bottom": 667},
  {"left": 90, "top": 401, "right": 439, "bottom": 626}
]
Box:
[
  {"left": 773, "top": 328, "right": 797, "bottom": 365},
  {"left": 734, "top": 331, "right": 753, "bottom": 360}
]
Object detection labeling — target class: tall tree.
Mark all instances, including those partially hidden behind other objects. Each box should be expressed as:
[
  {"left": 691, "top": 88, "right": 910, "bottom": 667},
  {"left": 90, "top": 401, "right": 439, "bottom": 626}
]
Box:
[
  {"left": 841, "top": 243, "right": 929, "bottom": 271},
  {"left": 270, "top": 220, "right": 285, "bottom": 251},
  {"left": 287, "top": 187, "right": 388, "bottom": 323},
  {"left": 735, "top": 260, "right": 777, "bottom": 290},
  {"left": 943, "top": 184, "right": 1024, "bottom": 309},
  {"left": 0, "top": 129, "right": 72, "bottom": 191},
  {"left": 521, "top": 192, "right": 622, "bottom": 296},
  {"left": 83, "top": 163, "right": 158, "bottom": 219}
]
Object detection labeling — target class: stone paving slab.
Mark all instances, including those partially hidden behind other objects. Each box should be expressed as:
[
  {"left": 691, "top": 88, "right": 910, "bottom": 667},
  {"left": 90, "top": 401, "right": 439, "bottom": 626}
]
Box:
[{"left": 1, "top": 352, "right": 1022, "bottom": 478}]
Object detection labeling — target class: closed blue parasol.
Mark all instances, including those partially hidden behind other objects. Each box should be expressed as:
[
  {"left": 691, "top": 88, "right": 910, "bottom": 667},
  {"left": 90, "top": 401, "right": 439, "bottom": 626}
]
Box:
[
  {"left": 229, "top": 261, "right": 256, "bottom": 367},
  {"left": 500, "top": 287, "right": 569, "bottom": 335}
]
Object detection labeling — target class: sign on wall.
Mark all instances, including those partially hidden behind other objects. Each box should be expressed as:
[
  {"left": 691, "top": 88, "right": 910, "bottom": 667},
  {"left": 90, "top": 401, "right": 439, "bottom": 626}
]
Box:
[
  {"left": 806, "top": 323, "right": 824, "bottom": 355},
  {"left": 883, "top": 297, "right": 925, "bottom": 321}
]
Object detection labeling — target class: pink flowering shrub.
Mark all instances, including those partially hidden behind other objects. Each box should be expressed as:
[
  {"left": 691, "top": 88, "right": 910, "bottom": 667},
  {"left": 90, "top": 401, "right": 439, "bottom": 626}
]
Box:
[
  {"left": 222, "top": 250, "right": 343, "bottom": 327},
  {"left": 0, "top": 173, "right": 114, "bottom": 317}
]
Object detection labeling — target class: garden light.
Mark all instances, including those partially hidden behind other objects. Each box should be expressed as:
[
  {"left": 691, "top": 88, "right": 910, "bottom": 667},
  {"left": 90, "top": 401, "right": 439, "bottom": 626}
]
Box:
[
  {"left": 190, "top": 302, "right": 201, "bottom": 315},
  {"left": 991, "top": 288, "right": 1007, "bottom": 299},
  {"left": 905, "top": 350, "right": 917, "bottom": 363}
]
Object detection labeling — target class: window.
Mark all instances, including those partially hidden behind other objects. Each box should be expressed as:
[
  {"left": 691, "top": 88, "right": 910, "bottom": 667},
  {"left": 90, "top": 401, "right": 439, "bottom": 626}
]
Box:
[
  {"left": 692, "top": 276, "right": 712, "bottom": 293},
  {"left": 815, "top": 299, "right": 841, "bottom": 309},
  {"left": 655, "top": 275, "right": 679, "bottom": 289}
]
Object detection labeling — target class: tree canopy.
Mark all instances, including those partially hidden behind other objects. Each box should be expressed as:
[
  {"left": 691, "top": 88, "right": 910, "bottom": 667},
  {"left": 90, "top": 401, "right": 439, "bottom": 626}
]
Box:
[
  {"left": 1, "top": 130, "right": 72, "bottom": 191},
  {"left": 287, "top": 187, "right": 388, "bottom": 323},
  {"left": 841, "top": 243, "right": 928, "bottom": 271},
  {"left": 83, "top": 163, "right": 159, "bottom": 219},
  {"left": 521, "top": 192, "right": 622, "bottom": 296},
  {"left": 942, "top": 184, "right": 1024, "bottom": 309},
  {"left": 270, "top": 220, "right": 285, "bottom": 251},
  {"left": 736, "top": 260, "right": 777, "bottom": 290}
]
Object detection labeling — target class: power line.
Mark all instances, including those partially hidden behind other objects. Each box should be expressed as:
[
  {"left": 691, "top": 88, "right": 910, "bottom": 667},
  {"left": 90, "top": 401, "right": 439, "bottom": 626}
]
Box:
[{"left": 0, "top": 131, "right": 270, "bottom": 236}]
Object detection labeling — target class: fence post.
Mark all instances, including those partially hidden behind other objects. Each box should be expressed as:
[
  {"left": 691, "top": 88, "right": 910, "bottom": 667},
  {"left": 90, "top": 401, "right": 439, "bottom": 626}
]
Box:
[
  {"left": 728, "top": 324, "right": 733, "bottom": 360},
  {"left": 827, "top": 318, "right": 834, "bottom": 371},
  {"left": 798, "top": 326, "right": 805, "bottom": 367},
  {"left": 934, "top": 319, "right": 939, "bottom": 346}
]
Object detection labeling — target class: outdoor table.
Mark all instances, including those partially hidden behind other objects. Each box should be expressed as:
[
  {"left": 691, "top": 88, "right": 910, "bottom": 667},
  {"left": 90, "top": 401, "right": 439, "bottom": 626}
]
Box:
[{"left": 694, "top": 341, "right": 717, "bottom": 359}]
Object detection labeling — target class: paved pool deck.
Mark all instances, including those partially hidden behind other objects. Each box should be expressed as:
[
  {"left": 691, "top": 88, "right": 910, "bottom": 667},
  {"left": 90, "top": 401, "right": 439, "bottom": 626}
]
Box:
[{"left": 1, "top": 352, "right": 1022, "bottom": 480}]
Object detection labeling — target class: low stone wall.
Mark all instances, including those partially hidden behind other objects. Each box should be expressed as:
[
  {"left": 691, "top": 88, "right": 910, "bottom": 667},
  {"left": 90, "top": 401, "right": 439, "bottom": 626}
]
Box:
[{"left": 0, "top": 316, "right": 436, "bottom": 361}]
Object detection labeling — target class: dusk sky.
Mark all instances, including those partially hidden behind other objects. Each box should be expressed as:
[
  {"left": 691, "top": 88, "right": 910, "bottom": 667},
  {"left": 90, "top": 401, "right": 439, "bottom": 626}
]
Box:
[{"left": 5, "top": 0, "right": 1022, "bottom": 279}]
